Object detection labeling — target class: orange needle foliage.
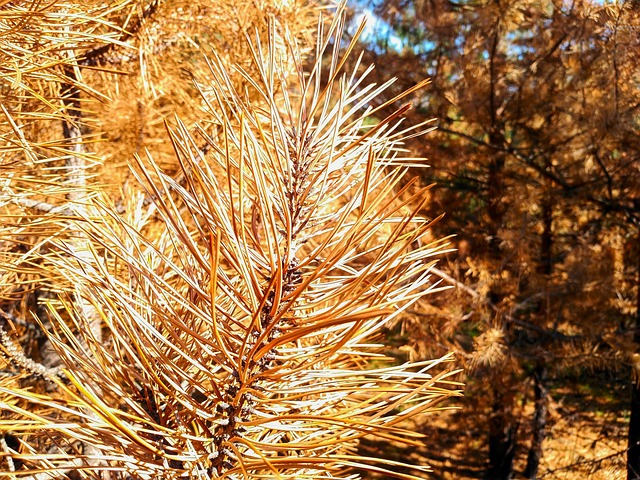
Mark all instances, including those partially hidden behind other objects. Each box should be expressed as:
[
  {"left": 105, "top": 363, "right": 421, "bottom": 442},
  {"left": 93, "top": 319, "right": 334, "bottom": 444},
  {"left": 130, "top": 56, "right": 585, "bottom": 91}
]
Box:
[{"left": 0, "top": 1, "right": 460, "bottom": 478}]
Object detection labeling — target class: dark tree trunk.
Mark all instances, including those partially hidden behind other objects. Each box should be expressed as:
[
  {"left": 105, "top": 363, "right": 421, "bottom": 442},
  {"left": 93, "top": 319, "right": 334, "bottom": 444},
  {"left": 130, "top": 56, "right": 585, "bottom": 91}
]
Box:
[
  {"left": 628, "top": 226, "right": 640, "bottom": 480},
  {"left": 487, "top": 390, "right": 517, "bottom": 480},
  {"left": 486, "top": 141, "right": 515, "bottom": 479},
  {"left": 525, "top": 364, "right": 548, "bottom": 479},
  {"left": 524, "top": 194, "right": 552, "bottom": 479},
  {"left": 629, "top": 378, "right": 640, "bottom": 480},
  {"left": 537, "top": 196, "right": 553, "bottom": 278},
  {"left": 484, "top": 19, "right": 518, "bottom": 479},
  {"left": 486, "top": 151, "right": 515, "bottom": 479}
]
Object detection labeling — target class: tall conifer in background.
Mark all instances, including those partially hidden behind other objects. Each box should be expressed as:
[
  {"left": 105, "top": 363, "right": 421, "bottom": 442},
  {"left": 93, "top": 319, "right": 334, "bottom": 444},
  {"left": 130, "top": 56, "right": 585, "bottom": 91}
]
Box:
[
  {"left": 350, "top": 0, "right": 639, "bottom": 478},
  {"left": 0, "top": 1, "right": 458, "bottom": 478}
]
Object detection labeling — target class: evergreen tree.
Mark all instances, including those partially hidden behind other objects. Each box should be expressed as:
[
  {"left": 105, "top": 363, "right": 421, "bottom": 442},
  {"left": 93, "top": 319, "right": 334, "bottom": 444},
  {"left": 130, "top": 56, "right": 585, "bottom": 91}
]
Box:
[
  {"left": 0, "top": 1, "right": 458, "bottom": 478},
  {"left": 353, "top": 0, "right": 639, "bottom": 478}
]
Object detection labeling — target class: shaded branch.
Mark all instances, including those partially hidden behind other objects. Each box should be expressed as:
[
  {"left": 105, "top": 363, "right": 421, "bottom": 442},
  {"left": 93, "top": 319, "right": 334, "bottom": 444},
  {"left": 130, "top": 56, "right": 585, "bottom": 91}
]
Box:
[
  {"left": 81, "top": 0, "right": 161, "bottom": 66},
  {"left": 429, "top": 266, "right": 578, "bottom": 342},
  {"left": 436, "top": 122, "right": 640, "bottom": 223},
  {"left": 539, "top": 447, "right": 626, "bottom": 478},
  {"left": 0, "top": 310, "right": 62, "bottom": 380}
]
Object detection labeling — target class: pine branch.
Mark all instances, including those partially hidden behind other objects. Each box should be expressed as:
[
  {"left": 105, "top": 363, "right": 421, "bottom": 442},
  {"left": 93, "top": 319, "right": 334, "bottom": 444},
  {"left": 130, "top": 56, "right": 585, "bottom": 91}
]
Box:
[
  {"left": 429, "top": 265, "right": 579, "bottom": 342},
  {"left": 0, "top": 310, "right": 62, "bottom": 380},
  {"left": 81, "top": 0, "right": 161, "bottom": 67},
  {"left": 539, "top": 447, "right": 626, "bottom": 478},
  {"left": 0, "top": 3, "right": 459, "bottom": 478}
]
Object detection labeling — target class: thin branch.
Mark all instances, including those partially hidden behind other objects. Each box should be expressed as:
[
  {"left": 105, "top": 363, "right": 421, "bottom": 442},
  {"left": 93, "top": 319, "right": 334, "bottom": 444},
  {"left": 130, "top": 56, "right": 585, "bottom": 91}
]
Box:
[
  {"left": 428, "top": 267, "right": 578, "bottom": 342},
  {"left": 0, "top": 436, "right": 14, "bottom": 473},
  {"left": 3, "top": 196, "right": 74, "bottom": 217},
  {"left": 436, "top": 122, "right": 639, "bottom": 222},
  {"left": 430, "top": 266, "right": 479, "bottom": 299},
  {"left": 538, "top": 447, "right": 626, "bottom": 478},
  {"left": 81, "top": 0, "right": 161, "bottom": 66},
  {"left": 0, "top": 310, "right": 62, "bottom": 380}
]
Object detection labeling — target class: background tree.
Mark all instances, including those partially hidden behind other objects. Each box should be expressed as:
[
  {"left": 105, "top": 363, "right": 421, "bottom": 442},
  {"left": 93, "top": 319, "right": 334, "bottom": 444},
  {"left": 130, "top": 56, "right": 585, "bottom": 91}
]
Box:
[
  {"left": 1, "top": 1, "right": 459, "bottom": 478},
  {"left": 350, "top": 0, "right": 639, "bottom": 478}
]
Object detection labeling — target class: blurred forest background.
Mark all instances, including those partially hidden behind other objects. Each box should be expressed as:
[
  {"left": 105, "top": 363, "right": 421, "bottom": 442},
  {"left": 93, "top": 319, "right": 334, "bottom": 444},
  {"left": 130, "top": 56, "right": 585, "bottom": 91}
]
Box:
[
  {"left": 348, "top": 0, "right": 640, "bottom": 479},
  {"left": 0, "top": 0, "right": 638, "bottom": 479}
]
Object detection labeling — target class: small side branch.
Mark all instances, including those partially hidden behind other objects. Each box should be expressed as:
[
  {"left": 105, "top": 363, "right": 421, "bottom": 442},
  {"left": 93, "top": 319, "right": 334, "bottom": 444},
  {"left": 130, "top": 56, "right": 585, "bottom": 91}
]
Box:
[
  {"left": 430, "top": 266, "right": 480, "bottom": 299},
  {"left": 429, "top": 266, "right": 578, "bottom": 342},
  {"left": 0, "top": 310, "right": 62, "bottom": 380},
  {"left": 81, "top": 0, "right": 161, "bottom": 66}
]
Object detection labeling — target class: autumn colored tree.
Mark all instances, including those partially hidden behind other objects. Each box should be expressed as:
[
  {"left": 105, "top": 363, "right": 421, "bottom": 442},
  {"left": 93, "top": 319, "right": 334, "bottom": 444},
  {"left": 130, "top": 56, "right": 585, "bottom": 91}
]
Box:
[
  {"left": 351, "top": 0, "right": 639, "bottom": 478},
  {"left": 0, "top": 1, "right": 460, "bottom": 478}
]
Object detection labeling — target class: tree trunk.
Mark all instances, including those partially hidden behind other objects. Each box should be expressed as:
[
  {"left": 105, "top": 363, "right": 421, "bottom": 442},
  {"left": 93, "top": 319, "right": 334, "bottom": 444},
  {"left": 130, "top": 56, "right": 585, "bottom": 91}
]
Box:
[
  {"left": 629, "top": 375, "right": 640, "bottom": 480},
  {"left": 486, "top": 149, "right": 515, "bottom": 479},
  {"left": 484, "top": 19, "right": 519, "bottom": 478},
  {"left": 525, "top": 194, "right": 552, "bottom": 479},
  {"left": 628, "top": 226, "right": 640, "bottom": 480},
  {"left": 487, "top": 390, "right": 517, "bottom": 480},
  {"left": 486, "top": 136, "right": 515, "bottom": 479},
  {"left": 525, "top": 364, "right": 548, "bottom": 479}
]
